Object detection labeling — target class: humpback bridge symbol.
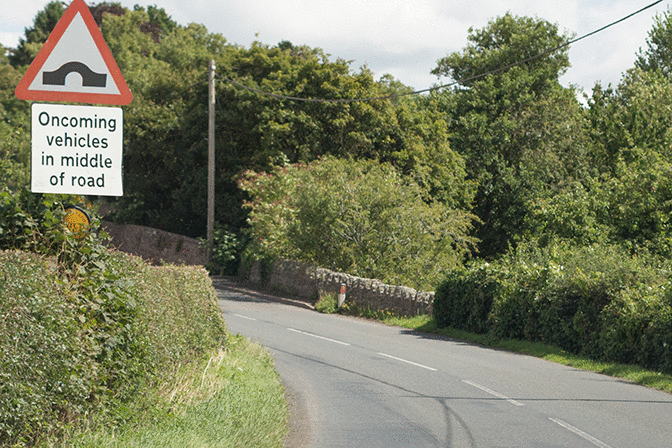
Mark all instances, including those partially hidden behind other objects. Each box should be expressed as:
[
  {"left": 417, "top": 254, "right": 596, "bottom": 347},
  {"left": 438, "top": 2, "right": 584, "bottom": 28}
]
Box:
[{"left": 43, "top": 62, "right": 107, "bottom": 88}]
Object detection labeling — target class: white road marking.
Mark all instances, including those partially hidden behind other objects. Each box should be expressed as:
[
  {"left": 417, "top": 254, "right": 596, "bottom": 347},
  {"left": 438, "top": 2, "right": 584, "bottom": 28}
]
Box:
[
  {"left": 377, "top": 352, "right": 437, "bottom": 371},
  {"left": 550, "top": 418, "right": 613, "bottom": 448},
  {"left": 462, "top": 380, "right": 525, "bottom": 406},
  {"left": 287, "top": 328, "right": 351, "bottom": 346},
  {"left": 233, "top": 313, "right": 257, "bottom": 321}
]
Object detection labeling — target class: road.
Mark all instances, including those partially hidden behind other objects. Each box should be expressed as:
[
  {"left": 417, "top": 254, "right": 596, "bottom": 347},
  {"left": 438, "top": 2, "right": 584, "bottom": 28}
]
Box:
[{"left": 213, "top": 277, "right": 672, "bottom": 448}]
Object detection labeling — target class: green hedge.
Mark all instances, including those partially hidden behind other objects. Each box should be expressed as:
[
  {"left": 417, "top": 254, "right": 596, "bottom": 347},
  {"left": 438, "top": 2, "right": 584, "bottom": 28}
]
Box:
[
  {"left": 433, "top": 241, "right": 672, "bottom": 373},
  {"left": 0, "top": 190, "right": 228, "bottom": 446},
  {"left": 0, "top": 251, "right": 91, "bottom": 445}
]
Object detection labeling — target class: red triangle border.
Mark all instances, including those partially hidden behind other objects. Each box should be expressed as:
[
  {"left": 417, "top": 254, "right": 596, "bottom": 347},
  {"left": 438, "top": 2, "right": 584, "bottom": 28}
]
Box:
[{"left": 15, "top": 0, "right": 132, "bottom": 105}]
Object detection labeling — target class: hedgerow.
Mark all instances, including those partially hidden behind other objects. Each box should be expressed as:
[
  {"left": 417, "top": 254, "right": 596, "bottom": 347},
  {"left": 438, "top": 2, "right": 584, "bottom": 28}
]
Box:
[
  {"left": 433, "top": 240, "right": 672, "bottom": 373},
  {"left": 0, "top": 190, "right": 228, "bottom": 446}
]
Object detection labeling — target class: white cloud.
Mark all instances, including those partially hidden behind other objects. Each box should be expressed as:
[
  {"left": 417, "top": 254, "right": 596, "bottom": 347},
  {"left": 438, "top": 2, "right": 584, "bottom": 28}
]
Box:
[
  {"left": 0, "top": 0, "right": 668, "bottom": 93},
  {"left": 0, "top": 32, "right": 21, "bottom": 49}
]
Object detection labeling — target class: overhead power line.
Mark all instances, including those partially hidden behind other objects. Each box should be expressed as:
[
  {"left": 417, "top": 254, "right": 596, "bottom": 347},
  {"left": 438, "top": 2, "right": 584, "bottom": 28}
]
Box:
[{"left": 219, "top": 0, "right": 664, "bottom": 103}]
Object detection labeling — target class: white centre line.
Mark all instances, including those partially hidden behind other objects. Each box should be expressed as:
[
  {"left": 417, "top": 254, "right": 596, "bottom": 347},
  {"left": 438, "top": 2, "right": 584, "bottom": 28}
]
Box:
[
  {"left": 232, "top": 313, "right": 257, "bottom": 321},
  {"left": 463, "top": 380, "right": 525, "bottom": 406},
  {"left": 287, "top": 328, "right": 351, "bottom": 346},
  {"left": 550, "top": 418, "right": 613, "bottom": 448},
  {"left": 378, "top": 352, "right": 437, "bottom": 371}
]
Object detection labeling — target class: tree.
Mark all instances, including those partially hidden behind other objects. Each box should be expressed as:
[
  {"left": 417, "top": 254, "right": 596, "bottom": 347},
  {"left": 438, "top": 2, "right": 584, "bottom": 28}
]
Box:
[
  {"left": 239, "top": 157, "right": 478, "bottom": 290},
  {"left": 99, "top": 7, "right": 221, "bottom": 236},
  {"left": 89, "top": 2, "right": 126, "bottom": 27},
  {"left": 101, "top": 14, "right": 470, "bottom": 237},
  {"left": 636, "top": 6, "right": 672, "bottom": 79},
  {"left": 0, "top": 46, "right": 30, "bottom": 191},
  {"left": 433, "top": 13, "right": 570, "bottom": 90},
  {"left": 526, "top": 148, "right": 672, "bottom": 258},
  {"left": 585, "top": 66, "right": 672, "bottom": 182},
  {"left": 8, "top": 1, "right": 65, "bottom": 67},
  {"left": 432, "top": 13, "right": 591, "bottom": 257},
  {"left": 6, "top": 1, "right": 471, "bottom": 243}
]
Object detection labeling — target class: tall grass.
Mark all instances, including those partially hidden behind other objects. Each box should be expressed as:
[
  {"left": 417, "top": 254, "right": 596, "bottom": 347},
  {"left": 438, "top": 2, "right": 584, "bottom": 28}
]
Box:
[{"left": 63, "top": 336, "right": 287, "bottom": 448}]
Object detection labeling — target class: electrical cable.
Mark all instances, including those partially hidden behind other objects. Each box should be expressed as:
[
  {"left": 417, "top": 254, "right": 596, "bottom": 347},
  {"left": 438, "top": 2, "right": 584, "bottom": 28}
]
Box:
[{"left": 218, "top": 0, "right": 664, "bottom": 103}]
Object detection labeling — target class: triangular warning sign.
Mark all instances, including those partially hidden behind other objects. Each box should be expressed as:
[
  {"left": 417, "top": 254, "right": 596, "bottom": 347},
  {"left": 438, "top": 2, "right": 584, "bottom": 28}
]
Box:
[{"left": 15, "top": 0, "right": 132, "bottom": 105}]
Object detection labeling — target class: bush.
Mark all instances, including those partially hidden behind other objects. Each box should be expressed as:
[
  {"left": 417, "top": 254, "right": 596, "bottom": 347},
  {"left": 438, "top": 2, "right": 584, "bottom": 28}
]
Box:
[
  {"left": 315, "top": 292, "right": 339, "bottom": 314},
  {"left": 0, "top": 190, "right": 228, "bottom": 446},
  {"left": 201, "top": 225, "right": 244, "bottom": 275},
  {"left": 600, "top": 284, "right": 672, "bottom": 372},
  {"left": 433, "top": 266, "right": 500, "bottom": 333},
  {"left": 0, "top": 251, "right": 92, "bottom": 445},
  {"left": 0, "top": 190, "right": 68, "bottom": 254},
  {"left": 433, "top": 240, "right": 672, "bottom": 372},
  {"left": 239, "top": 157, "right": 478, "bottom": 290}
]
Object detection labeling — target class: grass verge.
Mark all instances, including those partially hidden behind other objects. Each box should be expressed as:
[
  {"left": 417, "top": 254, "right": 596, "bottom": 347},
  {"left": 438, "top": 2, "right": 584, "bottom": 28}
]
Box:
[
  {"left": 60, "top": 334, "right": 288, "bottom": 448},
  {"left": 334, "top": 304, "right": 672, "bottom": 394}
]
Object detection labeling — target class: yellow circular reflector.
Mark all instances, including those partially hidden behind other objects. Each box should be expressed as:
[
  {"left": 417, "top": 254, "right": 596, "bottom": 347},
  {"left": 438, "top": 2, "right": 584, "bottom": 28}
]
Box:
[{"left": 64, "top": 206, "right": 91, "bottom": 238}]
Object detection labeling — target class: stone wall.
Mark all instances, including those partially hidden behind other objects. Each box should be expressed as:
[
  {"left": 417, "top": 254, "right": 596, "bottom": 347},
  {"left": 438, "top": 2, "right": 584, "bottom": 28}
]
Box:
[
  {"left": 251, "top": 259, "right": 434, "bottom": 316},
  {"left": 100, "top": 221, "right": 433, "bottom": 315},
  {"left": 101, "top": 221, "right": 208, "bottom": 266}
]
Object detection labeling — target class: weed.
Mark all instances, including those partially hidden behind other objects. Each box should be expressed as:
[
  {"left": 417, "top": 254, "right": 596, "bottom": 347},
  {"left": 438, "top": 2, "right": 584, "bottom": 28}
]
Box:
[{"left": 315, "top": 292, "right": 338, "bottom": 314}]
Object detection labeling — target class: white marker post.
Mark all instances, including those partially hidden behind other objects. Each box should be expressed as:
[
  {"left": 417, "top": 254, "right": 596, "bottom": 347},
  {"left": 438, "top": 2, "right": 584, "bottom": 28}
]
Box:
[{"left": 338, "top": 283, "right": 346, "bottom": 308}]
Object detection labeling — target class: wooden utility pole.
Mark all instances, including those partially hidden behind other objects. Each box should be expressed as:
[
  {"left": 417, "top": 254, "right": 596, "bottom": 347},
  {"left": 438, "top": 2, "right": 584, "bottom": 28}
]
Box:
[{"left": 207, "top": 59, "right": 216, "bottom": 259}]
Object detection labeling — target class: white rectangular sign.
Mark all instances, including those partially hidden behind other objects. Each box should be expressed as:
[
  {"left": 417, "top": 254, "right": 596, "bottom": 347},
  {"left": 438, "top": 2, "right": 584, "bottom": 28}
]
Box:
[{"left": 31, "top": 103, "right": 123, "bottom": 196}]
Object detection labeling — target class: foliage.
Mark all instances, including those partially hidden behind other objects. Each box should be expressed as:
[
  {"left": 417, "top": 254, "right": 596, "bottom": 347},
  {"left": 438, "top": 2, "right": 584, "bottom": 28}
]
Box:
[
  {"left": 432, "top": 13, "right": 591, "bottom": 257},
  {"left": 8, "top": 1, "right": 65, "bottom": 67},
  {"left": 315, "top": 292, "right": 339, "bottom": 314},
  {"left": 636, "top": 6, "right": 672, "bottom": 79},
  {"left": 239, "top": 157, "right": 478, "bottom": 290},
  {"left": 527, "top": 144, "right": 672, "bottom": 259},
  {"left": 0, "top": 190, "right": 72, "bottom": 254},
  {"left": 89, "top": 2, "right": 127, "bottom": 27},
  {"left": 0, "top": 251, "right": 89, "bottom": 446},
  {"left": 523, "top": 179, "right": 610, "bottom": 247},
  {"left": 0, "top": 190, "right": 228, "bottom": 447},
  {"left": 587, "top": 68, "right": 672, "bottom": 171},
  {"left": 202, "top": 225, "right": 244, "bottom": 275},
  {"left": 433, "top": 13, "right": 571, "bottom": 87},
  {"left": 88, "top": 5, "right": 468, "bottom": 237},
  {"left": 0, "top": 47, "right": 30, "bottom": 192},
  {"left": 6, "top": 0, "right": 672, "bottom": 382},
  {"left": 433, "top": 265, "right": 500, "bottom": 334},
  {"left": 433, "top": 240, "right": 672, "bottom": 373}
]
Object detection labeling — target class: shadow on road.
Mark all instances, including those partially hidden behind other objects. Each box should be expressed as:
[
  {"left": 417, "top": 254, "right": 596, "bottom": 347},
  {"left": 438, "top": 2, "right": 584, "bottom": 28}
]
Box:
[{"left": 211, "top": 275, "right": 315, "bottom": 311}]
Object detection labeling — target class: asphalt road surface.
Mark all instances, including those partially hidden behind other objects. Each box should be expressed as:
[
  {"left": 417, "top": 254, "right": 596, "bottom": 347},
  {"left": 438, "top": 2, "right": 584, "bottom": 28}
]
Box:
[{"left": 213, "top": 277, "right": 672, "bottom": 448}]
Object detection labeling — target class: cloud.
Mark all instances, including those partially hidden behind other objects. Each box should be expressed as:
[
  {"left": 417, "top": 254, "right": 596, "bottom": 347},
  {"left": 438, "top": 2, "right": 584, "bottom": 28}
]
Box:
[
  {"left": 0, "top": 32, "right": 21, "bottom": 49},
  {"left": 0, "top": 0, "right": 667, "bottom": 94}
]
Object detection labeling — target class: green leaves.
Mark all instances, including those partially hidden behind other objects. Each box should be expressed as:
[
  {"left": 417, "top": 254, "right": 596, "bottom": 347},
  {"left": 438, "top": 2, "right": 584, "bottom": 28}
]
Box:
[
  {"left": 433, "top": 13, "right": 571, "bottom": 89},
  {"left": 433, "top": 241, "right": 672, "bottom": 372},
  {"left": 636, "top": 6, "right": 672, "bottom": 79},
  {"left": 433, "top": 14, "right": 589, "bottom": 257},
  {"left": 240, "top": 157, "right": 478, "bottom": 290},
  {"left": 8, "top": 1, "right": 65, "bottom": 67},
  {"left": 0, "top": 248, "right": 229, "bottom": 446},
  {"left": 0, "top": 185, "right": 227, "bottom": 444}
]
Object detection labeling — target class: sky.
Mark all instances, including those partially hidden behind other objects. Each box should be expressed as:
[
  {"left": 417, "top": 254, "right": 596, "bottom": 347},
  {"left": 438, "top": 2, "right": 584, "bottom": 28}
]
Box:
[{"left": 1, "top": 0, "right": 670, "bottom": 97}]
